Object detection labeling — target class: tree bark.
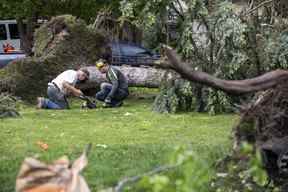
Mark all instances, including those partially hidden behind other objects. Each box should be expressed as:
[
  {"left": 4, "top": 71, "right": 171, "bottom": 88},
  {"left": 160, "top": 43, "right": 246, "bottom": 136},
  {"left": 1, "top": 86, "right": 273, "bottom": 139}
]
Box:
[
  {"left": 77, "top": 66, "right": 177, "bottom": 90},
  {"left": 162, "top": 45, "right": 288, "bottom": 95},
  {"left": 16, "top": 18, "right": 29, "bottom": 54},
  {"left": 16, "top": 15, "right": 38, "bottom": 55}
]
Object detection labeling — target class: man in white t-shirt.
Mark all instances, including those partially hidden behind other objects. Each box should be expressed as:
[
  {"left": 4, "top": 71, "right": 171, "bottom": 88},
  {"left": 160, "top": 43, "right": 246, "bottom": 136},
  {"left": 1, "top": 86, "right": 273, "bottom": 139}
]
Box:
[{"left": 36, "top": 68, "right": 90, "bottom": 109}]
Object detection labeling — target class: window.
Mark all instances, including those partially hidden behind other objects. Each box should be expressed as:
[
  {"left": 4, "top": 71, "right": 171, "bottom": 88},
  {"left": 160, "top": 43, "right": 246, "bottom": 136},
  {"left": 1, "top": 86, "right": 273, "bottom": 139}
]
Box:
[
  {"left": 0, "top": 24, "right": 7, "bottom": 40},
  {"left": 8, "top": 24, "right": 20, "bottom": 39}
]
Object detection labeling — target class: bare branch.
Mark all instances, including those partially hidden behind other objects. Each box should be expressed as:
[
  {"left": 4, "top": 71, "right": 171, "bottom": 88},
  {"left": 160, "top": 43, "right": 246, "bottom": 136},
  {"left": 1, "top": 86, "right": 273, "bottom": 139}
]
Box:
[
  {"left": 176, "top": 0, "right": 184, "bottom": 16},
  {"left": 243, "top": 0, "right": 273, "bottom": 16},
  {"left": 171, "top": 0, "right": 185, "bottom": 21},
  {"left": 163, "top": 45, "right": 288, "bottom": 95},
  {"left": 114, "top": 165, "right": 176, "bottom": 192}
]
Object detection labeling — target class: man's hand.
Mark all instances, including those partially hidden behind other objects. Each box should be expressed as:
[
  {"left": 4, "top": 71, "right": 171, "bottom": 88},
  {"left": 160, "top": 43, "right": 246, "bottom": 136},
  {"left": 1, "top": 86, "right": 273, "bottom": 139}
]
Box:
[
  {"left": 105, "top": 97, "right": 112, "bottom": 104},
  {"left": 63, "top": 82, "right": 83, "bottom": 97}
]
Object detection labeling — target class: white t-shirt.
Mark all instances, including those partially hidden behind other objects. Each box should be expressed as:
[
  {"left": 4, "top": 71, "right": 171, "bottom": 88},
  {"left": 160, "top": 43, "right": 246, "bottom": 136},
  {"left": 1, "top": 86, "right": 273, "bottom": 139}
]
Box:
[{"left": 52, "top": 70, "right": 77, "bottom": 92}]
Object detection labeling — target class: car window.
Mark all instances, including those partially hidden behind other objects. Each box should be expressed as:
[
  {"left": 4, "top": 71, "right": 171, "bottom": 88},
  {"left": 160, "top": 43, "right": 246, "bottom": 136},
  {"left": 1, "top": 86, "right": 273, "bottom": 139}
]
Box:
[
  {"left": 0, "top": 24, "right": 7, "bottom": 40},
  {"left": 8, "top": 24, "right": 20, "bottom": 39},
  {"left": 121, "top": 45, "right": 151, "bottom": 56}
]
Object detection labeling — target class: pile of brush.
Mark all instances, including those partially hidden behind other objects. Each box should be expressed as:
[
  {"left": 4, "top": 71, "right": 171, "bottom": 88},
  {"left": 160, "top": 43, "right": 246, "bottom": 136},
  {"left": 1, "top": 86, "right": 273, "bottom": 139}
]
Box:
[{"left": 0, "top": 93, "right": 19, "bottom": 118}]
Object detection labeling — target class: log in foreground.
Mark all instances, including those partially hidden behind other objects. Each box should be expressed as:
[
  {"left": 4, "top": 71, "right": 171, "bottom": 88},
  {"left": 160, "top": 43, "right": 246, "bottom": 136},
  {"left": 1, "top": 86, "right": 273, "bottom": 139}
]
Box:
[
  {"left": 78, "top": 66, "right": 178, "bottom": 90},
  {"left": 163, "top": 45, "right": 288, "bottom": 95}
]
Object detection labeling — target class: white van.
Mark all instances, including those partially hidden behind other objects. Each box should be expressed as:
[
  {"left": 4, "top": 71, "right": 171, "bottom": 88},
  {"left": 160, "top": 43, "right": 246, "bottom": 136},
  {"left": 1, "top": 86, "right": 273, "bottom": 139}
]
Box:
[{"left": 0, "top": 20, "right": 21, "bottom": 53}]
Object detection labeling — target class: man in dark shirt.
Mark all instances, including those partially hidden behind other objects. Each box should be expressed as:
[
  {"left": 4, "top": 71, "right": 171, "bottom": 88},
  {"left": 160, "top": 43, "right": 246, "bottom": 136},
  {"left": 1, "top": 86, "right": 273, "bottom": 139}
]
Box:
[{"left": 95, "top": 59, "right": 129, "bottom": 107}]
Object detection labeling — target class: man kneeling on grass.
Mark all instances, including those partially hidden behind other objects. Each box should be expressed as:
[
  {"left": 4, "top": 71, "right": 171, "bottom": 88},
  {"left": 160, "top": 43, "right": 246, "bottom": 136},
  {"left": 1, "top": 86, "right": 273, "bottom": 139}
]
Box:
[
  {"left": 95, "top": 59, "right": 129, "bottom": 107},
  {"left": 37, "top": 68, "right": 89, "bottom": 109}
]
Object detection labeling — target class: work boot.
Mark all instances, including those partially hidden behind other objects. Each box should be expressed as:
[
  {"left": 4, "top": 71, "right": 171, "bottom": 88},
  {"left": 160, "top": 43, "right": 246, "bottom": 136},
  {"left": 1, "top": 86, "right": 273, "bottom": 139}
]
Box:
[
  {"left": 36, "top": 97, "right": 44, "bottom": 109},
  {"left": 102, "top": 101, "right": 123, "bottom": 108},
  {"left": 113, "top": 101, "right": 123, "bottom": 107}
]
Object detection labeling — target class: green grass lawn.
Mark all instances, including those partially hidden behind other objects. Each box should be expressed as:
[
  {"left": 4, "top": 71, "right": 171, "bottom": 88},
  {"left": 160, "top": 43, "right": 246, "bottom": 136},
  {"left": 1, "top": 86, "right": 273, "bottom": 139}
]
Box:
[{"left": 0, "top": 94, "right": 237, "bottom": 192}]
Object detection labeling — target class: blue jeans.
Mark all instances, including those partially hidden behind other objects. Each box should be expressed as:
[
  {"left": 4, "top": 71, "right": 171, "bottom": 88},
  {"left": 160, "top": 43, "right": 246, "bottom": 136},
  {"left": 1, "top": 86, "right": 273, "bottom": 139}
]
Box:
[
  {"left": 41, "top": 85, "right": 69, "bottom": 109},
  {"left": 96, "top": 83, "right": 129, "bottom": 106}
]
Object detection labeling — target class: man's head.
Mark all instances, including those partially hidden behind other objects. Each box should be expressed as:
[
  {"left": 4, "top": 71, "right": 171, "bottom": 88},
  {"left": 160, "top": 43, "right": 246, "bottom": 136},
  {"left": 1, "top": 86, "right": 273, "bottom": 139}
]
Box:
[
  {"left": 96, "top": 59, "right": 109, "bottom": 74},
  {"left": 77, "top": 68, "right": 90, "bottom": 82}
]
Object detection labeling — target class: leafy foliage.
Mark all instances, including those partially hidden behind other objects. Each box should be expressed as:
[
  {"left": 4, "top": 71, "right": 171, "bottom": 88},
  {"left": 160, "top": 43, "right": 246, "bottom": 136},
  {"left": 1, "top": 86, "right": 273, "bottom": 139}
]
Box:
[
  {"left": 211, "top": 142, "right": 275, "bottom": 192},
  {"left": 178, "top": 1, "right": 250, "bottom": 113},
  {"left": 120, "top": 0, "right": 288, "bottom": 114},
  {"left": 206, "top": 89, "right": 232, "bottom": 115},
  {"left": 0, "top": 0, "right": 121, "bottom": 22},
  {"left": 257, "top": 28, "right": 288, "bottom": 71},
  {"left": 127, "top": 146, "right": 215, "bottom": 192},
  {"left": 127, "top": 142, "right": 275, "bottom": 192},
  {"left": 153, "top": 78, "right": 193, "bottom": 113},
  {"left": 120, "top": 0, "right": 170, "bottom": 30},
  {"left": 120, "top": 0, "right": 250, "bottom": 114},
  {"left": 0, "top": 93, "right": 20, "bottom": 118}
]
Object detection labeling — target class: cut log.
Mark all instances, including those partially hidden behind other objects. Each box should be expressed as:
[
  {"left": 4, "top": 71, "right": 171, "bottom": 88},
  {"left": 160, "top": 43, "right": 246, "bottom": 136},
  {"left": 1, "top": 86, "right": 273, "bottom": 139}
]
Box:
[{"left": 77, "top": 66, "right": 178, "bottom": 90}]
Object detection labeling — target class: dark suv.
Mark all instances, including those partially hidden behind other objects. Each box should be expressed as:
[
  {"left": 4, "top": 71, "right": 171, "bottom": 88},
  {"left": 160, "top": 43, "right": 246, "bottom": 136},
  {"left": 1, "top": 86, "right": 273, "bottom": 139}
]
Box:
[{"left": 111, "top": 41, "right": 160, "bottom": 66}]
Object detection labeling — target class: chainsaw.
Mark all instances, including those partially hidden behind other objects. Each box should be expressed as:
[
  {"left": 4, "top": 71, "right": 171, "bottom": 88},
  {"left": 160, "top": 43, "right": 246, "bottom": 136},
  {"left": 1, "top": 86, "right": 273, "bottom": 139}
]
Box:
[{"left": 79, "top": 95, "right": 96, "bottom": 109}]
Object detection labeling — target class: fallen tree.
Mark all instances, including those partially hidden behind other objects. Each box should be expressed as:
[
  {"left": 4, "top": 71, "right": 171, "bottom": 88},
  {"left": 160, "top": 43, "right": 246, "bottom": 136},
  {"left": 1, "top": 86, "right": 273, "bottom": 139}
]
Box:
[
  {"left": 77, "top": 66, "right": 195, "bottom": 113},
  {"left": 77, "top": 66, "right": 177, "bottom": 90}
]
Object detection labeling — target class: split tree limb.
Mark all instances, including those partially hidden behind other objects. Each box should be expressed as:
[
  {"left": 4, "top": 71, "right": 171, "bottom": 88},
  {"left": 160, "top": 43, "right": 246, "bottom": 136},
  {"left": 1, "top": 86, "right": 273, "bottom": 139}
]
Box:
[
  {"left": 162, "top": 45, "right": 288, "bottom": 95},
  {"left": 243, "top": 0, "right": 273, "bottom": 16},
  {"left": 114, "top": 165, "right": 176, "bottom": 192}
]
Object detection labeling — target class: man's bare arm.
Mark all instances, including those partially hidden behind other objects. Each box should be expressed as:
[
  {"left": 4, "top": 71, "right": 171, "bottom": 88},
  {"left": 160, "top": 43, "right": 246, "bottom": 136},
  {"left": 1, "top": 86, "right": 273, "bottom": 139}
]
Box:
[{"left": 63, "top": 82, "right": 83, "bottom": 97}]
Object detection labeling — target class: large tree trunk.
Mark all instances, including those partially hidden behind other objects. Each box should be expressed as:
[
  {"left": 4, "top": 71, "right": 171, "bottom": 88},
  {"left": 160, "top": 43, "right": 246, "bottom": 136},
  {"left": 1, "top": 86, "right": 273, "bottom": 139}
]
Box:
[
  {"left": 77, "top": 66, "right": 177, "bottom": 90},
  {"left": 17, "top": 15, "right": 38, "bottom": 55}
]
